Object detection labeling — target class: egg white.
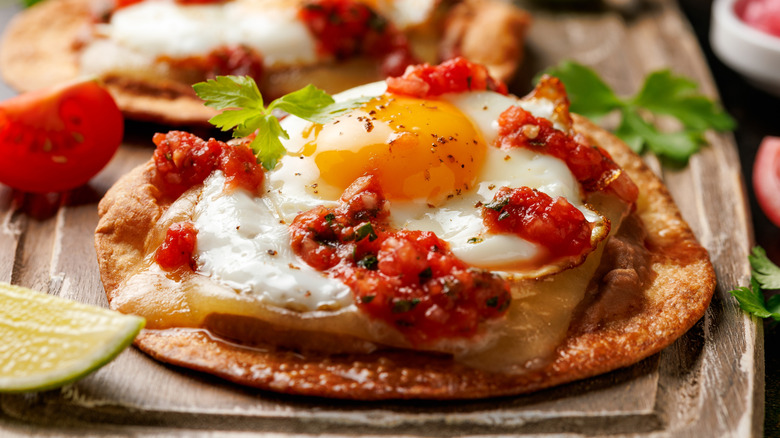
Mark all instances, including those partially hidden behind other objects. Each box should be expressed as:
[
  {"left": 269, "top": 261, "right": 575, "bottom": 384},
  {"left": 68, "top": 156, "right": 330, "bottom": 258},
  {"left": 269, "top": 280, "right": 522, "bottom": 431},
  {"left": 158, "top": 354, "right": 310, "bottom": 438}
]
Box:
[
  {"left": 194, "top": 170, "right": 354, "bottom": 312},
  {"left": 372, "top": 0, "right": 438, "bottom": 29},
  {"left": 82, "top": 0, "right": 319, "bottom": 75}
]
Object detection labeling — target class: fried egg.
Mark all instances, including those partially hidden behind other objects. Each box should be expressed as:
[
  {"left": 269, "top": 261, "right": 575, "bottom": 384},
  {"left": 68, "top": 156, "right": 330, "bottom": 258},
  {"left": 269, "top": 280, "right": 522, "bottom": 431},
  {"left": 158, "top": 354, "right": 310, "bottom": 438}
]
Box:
[
  {"left": 266, "top": 82, "right": 603, "bottom": 269},
  {"left": 193, "top": 82, "right": 608, "bottom": 312}
]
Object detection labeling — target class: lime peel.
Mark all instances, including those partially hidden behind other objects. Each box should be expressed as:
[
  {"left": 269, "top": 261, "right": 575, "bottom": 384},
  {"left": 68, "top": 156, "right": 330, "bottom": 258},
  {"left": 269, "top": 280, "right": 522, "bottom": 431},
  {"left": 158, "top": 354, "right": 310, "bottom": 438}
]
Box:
[{"left": 0, "top": 282, "right": 144, "bottom": 393}]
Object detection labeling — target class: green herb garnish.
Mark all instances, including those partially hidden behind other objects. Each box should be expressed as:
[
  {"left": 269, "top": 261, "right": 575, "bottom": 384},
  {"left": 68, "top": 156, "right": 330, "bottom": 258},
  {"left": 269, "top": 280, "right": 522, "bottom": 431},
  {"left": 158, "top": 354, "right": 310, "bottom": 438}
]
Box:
[
  {"left": 357, "top": 254, "right": 379, "bottom": 270},
  {"left": 729, "top": 246, "right": 780, "bottom": 320},
  {"left": 418, "top": 266, "right": 433, "bottom": 281},
  {"left": 392, "top": 298, "right": 421, "bottom": 314},
  {"left": 484, "top": 197, "right": 509, "bottom": 212},
  {"left": 193, "top": 76, "right": 369, "bottom": 170},
  {"left": 541, "top": 61, "right": 735, "bottom": 164},
  {"left": 354, "top": 223, "right": 378, "bottom": 242}
]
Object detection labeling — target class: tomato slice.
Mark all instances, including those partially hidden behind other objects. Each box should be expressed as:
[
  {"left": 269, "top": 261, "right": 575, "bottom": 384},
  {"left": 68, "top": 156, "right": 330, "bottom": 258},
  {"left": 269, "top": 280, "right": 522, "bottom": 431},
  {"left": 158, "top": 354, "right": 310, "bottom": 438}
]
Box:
[
  {"left": 753, "top": 136, "right": 780, "bottom": 227},
  {"left": 0, "top": 79, "right": 123, "bottom": 193}
]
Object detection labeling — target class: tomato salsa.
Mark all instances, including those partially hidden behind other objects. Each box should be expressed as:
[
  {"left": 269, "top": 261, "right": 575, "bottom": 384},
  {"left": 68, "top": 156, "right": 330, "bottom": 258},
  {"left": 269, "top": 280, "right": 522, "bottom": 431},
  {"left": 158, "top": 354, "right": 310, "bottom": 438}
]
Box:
[
  {"left": 152, "top": 131, "right": 263, "bottom": 198},
  {"left": 152, "top": 131, "right": 263, "bottom": 273},
  {"left": 155, "top": 221, "right": 198, "bottom": 271},
  {"left": 496, "top": 104, "right": 638, "bottom": 204},
  {"left": 482, "top": 187, "right": 593, "bottom": 258},
  {"left": 386, "top": 56, "right": 508, "bottom": 98},
  {"left": 289, "top": 175, "right": 511, "bottom": 345},
  {"left": 300, "top": 0, "right": 418, "bottom": 77}
]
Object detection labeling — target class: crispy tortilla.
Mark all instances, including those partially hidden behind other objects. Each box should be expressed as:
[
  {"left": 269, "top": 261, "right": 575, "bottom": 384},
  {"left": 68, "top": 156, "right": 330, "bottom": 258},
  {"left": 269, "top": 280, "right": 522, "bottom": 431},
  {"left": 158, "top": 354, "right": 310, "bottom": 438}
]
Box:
[
  {"left": 0, "top": 0, "right": 530, "bottom": 125},
  {"left": 94, "top": 114, "right": 715, "bottom": 399}
]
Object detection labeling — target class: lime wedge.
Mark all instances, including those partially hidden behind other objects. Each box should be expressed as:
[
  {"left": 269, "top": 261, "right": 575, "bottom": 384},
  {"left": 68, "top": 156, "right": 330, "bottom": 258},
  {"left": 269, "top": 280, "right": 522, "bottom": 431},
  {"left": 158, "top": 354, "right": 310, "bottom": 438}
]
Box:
[{"left": 0, "top": 282, "right": 144, "bottom": 393}]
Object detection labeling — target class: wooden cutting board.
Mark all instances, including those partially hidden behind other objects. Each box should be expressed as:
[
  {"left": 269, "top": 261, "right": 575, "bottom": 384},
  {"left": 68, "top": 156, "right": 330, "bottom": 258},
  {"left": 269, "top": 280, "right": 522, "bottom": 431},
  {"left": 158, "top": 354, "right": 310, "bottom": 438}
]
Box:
[{"left": 0, "top": 0, "right": 762, "bottom": 435}]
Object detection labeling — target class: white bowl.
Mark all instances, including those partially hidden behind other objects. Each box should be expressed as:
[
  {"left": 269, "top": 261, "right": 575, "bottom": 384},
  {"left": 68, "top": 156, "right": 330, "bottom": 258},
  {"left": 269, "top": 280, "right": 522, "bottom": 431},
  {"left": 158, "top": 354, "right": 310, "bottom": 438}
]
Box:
[{"left": 711, "top": 0, "right": 780, "bottom": 96}]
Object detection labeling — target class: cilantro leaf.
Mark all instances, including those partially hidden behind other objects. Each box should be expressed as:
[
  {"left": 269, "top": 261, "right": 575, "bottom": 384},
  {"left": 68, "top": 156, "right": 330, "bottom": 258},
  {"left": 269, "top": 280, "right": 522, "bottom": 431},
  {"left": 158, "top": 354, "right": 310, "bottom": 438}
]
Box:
[
  {"left": 729, "top": 278, "right": 774, "bottom": 319},
  {"left": 541, "top": 60, "right": 623, "bottom": 121},
  {"left": 194, "top": 76, "right": 264, "bottom": 111},
  {"left": 354, "top": 223, "right": 378, "bottom": 242},
  {"left": 267, "top": 85, "right": 370, "bottom": 125},
  {"left": 616, "top": 109, "right": 702, "bottom": 163},
  {"left": 357, "top": 254, "right": 379, "bottom": 270},
  {"left": 541, "top": 61, "right": 735, "bottom": 163},
  {"left": 392, "top": 298, "right": 421, "bottom": 314},
  {"left": 728, "top": 246, "right": 780, "bottom": 320},
  {"left": 208, "top": 108, "right": 265, "bottom": 135},
  {"left": 767, "top": 294, "right": 780, "bottom": 316},
  {"left": 267, "top": 85, "right": 336, "bottom": 121},
  {"left": 251, "top": 116, "right": 288, "bottom": 170},
  {"left": 193, "top": 76, "right": 369, "bottom": 170},
  {"left": 632, "top": 70, "right": 736, "bottom": 132},
  {"left": 613, "top": 111, "right": 644, "bottom": 153},
  {"left": 749, "top": 246, "right": 780, "bottom": 290}
]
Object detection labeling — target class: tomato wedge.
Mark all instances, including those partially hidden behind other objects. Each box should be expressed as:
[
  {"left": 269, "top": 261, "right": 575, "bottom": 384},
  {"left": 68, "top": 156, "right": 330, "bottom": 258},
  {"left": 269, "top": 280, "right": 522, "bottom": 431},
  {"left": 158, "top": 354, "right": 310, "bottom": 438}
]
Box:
[
  {"left": 753, "top": 136, "right": 780, "bottom": 227},
  {"left": 0, "top": 79, "right": 123, "bottom": 193}
]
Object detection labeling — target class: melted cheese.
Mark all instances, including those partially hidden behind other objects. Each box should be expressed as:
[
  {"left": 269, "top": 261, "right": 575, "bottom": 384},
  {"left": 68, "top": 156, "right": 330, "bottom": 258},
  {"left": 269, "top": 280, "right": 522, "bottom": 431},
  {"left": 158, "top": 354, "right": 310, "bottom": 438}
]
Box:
[{"left": 111, "top": 190, "right": 627, "bottom": 372}]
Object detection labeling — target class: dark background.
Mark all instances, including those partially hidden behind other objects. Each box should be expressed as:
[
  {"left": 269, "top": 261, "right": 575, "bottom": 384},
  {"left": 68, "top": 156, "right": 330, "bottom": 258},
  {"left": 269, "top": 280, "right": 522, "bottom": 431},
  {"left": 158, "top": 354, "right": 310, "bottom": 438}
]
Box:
[{"left": 678, "top": 0, "right": 780, "bottom": 434}]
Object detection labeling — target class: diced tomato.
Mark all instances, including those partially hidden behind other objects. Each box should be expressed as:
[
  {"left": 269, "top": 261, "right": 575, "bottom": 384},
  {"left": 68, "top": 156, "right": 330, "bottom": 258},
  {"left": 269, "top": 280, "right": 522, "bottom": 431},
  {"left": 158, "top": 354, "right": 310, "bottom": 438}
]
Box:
[
  {"left": 0, "top": 79, "right": 123, "bottom": 193},
  {"left": 482, "top": 187, "right": 593, "bottom": 258},
  {"left": 299, "top": 0, "right": 418, "bottom": 76},
  {"left": 155, "top": 221, "right": 198, "bottom": 271},
  {"left": 496, "top": 105, "right": 638, "bottom": 204},
  {"left": 289, "top": 175, "right": 510, "bottom": 345},
  {"left": 152, "top": 131, "right": 263, "bottom": 198},
  {"left": 385, "top": 57, "right": 508, "bottom": 98},
  {"left": 753, "top": 136, "right": 780, "bottom": 227}
]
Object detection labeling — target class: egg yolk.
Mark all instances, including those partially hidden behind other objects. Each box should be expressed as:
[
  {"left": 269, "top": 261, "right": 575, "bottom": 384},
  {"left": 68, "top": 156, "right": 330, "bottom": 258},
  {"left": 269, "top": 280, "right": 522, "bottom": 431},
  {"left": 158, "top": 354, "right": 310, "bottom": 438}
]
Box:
[{"left": 296, "top": 94, "right": 486, "bottom": 205}]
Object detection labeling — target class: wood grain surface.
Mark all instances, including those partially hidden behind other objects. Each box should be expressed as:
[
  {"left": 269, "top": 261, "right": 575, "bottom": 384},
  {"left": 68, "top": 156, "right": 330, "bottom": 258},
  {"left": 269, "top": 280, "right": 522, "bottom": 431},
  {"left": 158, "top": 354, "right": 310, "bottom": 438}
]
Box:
[{"left": 0, "top": 0, "right": 762, "bottom": 435}]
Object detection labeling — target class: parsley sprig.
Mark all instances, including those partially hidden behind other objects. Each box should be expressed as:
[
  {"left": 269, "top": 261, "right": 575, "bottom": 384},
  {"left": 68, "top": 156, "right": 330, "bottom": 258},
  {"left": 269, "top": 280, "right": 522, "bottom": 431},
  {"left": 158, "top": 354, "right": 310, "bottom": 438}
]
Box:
[
  {"left": 193, "top": 76, "right": 369, "bottom": 170},
  {"left": 729, "top": 247, "right": 780, "bottom": 320},
  {"left": 542, "top": 61, "right": 735, "bottom": 164}
]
